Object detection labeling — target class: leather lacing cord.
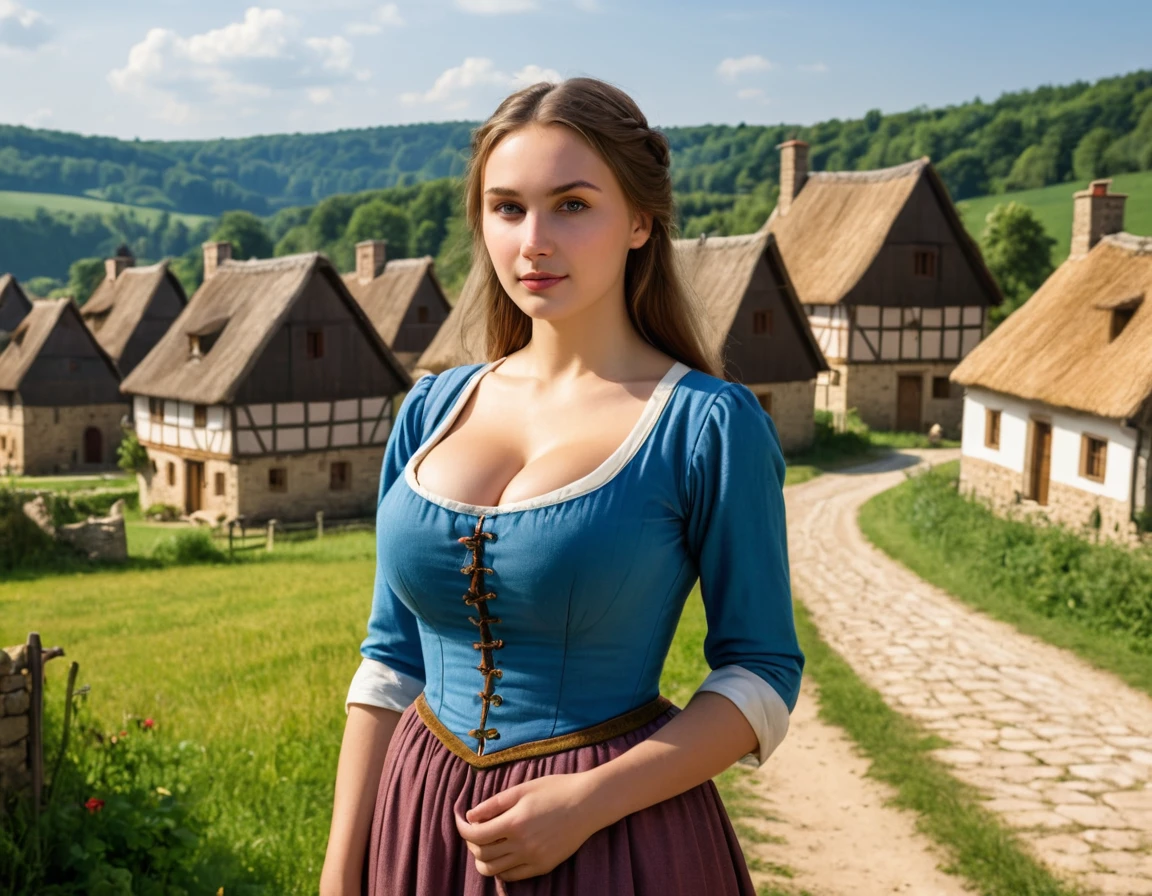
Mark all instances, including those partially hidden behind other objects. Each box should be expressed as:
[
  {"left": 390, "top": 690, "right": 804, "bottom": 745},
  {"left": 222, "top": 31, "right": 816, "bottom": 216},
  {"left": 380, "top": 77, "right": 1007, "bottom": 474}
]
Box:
[{"left": 458, "top": 513, "right": 502, "bottom": 755}]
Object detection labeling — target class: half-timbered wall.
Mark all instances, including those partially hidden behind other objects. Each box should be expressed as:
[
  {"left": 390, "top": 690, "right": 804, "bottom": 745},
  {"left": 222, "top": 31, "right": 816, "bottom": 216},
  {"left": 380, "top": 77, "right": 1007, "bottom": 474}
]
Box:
[
  {"left": 233, "top": 397, "right": 392, "bottom": 456},
  {"left": 132, "top": 396, "right": 232, "bottom": 457},
  {"left": 847, "top": 305, "right": 985, "bottom": 363}
]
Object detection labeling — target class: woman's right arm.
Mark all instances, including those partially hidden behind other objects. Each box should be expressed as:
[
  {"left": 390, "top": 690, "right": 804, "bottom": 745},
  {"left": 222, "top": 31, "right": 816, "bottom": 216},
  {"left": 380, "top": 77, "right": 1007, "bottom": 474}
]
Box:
[{"left": 320, "top": 703, "right": 403, "bottom": 896}]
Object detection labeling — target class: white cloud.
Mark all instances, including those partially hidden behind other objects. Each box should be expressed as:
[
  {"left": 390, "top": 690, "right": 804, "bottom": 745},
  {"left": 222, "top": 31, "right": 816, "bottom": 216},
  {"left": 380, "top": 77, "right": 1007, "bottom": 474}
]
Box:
[
  {"left": 798, "top": 61, "right": 828, "bottom": 73},
  {"left": 400, "top": 57, "right": 559, "bottom": 109},
  {"left": 0, "top": 0, "right": 50, "bottom": 50},
  {"left": 455, "top": 0, "right": 538, "bottom": 14},
  {"left": 347, "top": 3, "right": 404, "bottom": 36},
  {"left": 108, "top": 7, "right": 362, "bottom": 123},
  {"left": 716, "top": 54, "right": 773, "bottom": 82}
]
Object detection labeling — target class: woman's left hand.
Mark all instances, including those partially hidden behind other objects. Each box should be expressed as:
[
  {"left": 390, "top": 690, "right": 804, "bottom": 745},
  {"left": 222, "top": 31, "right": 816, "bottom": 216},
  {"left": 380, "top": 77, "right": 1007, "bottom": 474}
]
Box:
[{"left": 454, "top": 772, "right": 609, "bottom": 881}]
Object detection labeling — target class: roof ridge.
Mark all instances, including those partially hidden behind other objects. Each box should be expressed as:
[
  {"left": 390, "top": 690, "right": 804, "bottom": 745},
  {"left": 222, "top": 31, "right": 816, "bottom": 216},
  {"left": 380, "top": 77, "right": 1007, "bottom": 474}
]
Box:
[
  {"left": 219, "top": 252, "right": 321, "bottom": 273},
  {"left": 808, "top": 157, "right": 928, "bottom": 184},
  {"left": 1102, "top": 232, "right": 1152, "bottom": 255}
]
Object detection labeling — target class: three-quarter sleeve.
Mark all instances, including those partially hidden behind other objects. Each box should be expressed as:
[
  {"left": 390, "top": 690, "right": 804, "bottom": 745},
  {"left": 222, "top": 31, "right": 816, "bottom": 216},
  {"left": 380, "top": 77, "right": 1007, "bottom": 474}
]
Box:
[
  {"left": 345, "top": 373, "right": 436, "bottom": 714},
  {"left": 683, "top": 382, "right": 804, "bottom": 767}
]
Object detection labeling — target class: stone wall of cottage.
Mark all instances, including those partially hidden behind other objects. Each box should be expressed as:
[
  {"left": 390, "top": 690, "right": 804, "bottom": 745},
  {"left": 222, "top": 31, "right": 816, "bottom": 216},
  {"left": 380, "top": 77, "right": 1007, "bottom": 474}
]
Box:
[
  {"left": 844, "top": 362, "right": 964, "bottom": 437},
  {"left": 959, "top": 455, "right": 1140, "bottom": 545},
  {"left": 747, "top": 380, "right": 817, "bottom": 455},
  {"left": 16, "top": 404, "right": 126, "bottom": 476}
]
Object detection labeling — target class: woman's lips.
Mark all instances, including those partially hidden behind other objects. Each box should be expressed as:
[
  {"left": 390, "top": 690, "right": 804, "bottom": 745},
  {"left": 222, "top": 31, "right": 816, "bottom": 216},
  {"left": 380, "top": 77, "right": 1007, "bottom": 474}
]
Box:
[{"left": 520, "top": 275, "right": 566, "bottom": 291}]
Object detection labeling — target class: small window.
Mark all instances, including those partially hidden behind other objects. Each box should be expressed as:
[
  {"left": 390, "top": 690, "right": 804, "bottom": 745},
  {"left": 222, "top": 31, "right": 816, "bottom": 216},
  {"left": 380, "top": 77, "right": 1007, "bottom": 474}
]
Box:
[
  {"left": 166, "top": 462, "right": 176, "bottom": 486},
  {"left": 306, "top": 329, "right": 324, "bottom": 359},
  {"left": 417, "top": 306, "right": 429, "bottom": 324},
  {"left": 150, "top": 460, "right": 157, "bottom": 475},
  {"left": 150, "top": 398, "right": 164, "bottom": 422},
  {"left": 985, "top": 409, "right": 1001, "bottom": 449},
  {"left": 1111, "top": 307, "right": 1136, "bottom": 341},
  {"left": 214, "top": 471, "right": 226, "bottom": 496},
  {"left": 193, "top": 405, "right": 207, "bottom": 427},
  {"left": 269, "top": 467, "right": 287, "bottom": 492},
  {"left": 0, "top": 435, "right": 5, "bottom": 450},
  {"left": 53, "top": 407, "right": 60, "bottom": 424},
  {"left": 330, "top": 460, "right": 351, "bottom": 491},
  {"left": 914, "top": 250, "right": 937, "bottom": 278},
  {"left": 1080, "top": 435, "right": 1107, "bottom": 483},
  {"left": 932, "top": 377, "right": 951, "bottom": 399},
  {"left": 756, "top": 392, "right": 773, "bottom": 415},
  {"left": 752, "top": 310, "right": 773, "bottom": 336}
]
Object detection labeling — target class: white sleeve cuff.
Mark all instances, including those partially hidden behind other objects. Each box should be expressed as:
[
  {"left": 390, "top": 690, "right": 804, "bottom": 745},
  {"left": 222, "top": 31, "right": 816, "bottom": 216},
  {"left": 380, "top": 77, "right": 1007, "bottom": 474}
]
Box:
[
  {"left": 694, "top": 664, "right": 791, "bottom": 769},
  {"left": 345, "top": 657, "right": 425, "bottom": 714}
]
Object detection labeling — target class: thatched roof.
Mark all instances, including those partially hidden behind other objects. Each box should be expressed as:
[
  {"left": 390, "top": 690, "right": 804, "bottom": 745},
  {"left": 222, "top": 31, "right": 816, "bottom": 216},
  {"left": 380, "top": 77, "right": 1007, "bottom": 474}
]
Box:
[
  {"left": 121, "top": 252, "right": 411, "bottom": 404},
  {"left": 342, "top": 256, "right": 449, "bottom": 348},
  {"left": 673, "top": 230, "right": 827, "bottom": 373},
  {"left": 951, "top": 232, "right": 1152, "bottom": 420},
  {"left": 761, "top": 157, "right": 1001, "bottom": 306},
  {"left": 0, "top": 298, "right": 118, "bottom": 391},
  {"left": 415, "top": 231, "right": 827, "bottom": 378},
  {"left": 81, "top": 261, "right": 187, "bottom": 364}
]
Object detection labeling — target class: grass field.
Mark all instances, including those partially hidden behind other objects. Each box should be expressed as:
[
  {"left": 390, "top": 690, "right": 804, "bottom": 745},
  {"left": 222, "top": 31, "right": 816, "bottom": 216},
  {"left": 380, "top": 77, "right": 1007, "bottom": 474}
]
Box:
[
  {"left": 0, "top": 529, "right": 765, "bottom": 893},
  {"left": 0, "top": 190, "right": 211, "bottom": 228},
  {"left": 957, "top": 169, "right": 1152, "bottom": 266}
]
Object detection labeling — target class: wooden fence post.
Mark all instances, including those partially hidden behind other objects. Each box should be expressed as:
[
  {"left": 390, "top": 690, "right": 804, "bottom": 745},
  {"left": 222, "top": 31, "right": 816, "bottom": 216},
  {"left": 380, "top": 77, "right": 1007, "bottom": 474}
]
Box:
[
  {"left": 266, "top": 519, "right": 277, "bottom": 552},
  {"left": 27, "top": 632, "right": 43, "bottom": 812},
  {"left": 316, "top": 511, "right": 324, "bottom": 540},
  {"left": 228, "top": 520, "right": 235, "bottom": 558}
]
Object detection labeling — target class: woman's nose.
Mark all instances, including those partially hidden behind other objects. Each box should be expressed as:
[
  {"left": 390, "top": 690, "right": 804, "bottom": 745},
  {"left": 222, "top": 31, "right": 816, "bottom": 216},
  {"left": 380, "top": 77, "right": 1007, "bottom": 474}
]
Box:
[{"left": 520, "top": 211, "right": 553, "bottom": 258}]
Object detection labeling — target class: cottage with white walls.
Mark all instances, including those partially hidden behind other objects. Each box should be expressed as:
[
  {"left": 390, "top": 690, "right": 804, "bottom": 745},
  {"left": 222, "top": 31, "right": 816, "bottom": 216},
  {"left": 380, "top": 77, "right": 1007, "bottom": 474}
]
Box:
[
  {"left": 761, "top": 142, "right": 1004, "bottom": 436},
  {"left": 119, "top": 242, "right": 412, "bottom": 523},
  {"left": 951, "top": 180, "right": 1152, "bottom": 543}
]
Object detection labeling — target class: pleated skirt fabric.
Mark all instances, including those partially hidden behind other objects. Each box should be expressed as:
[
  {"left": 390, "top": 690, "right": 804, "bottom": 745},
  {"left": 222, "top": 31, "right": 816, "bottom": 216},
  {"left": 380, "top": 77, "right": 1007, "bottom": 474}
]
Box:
[{"left": 365, "top": 702, "right": 757, "bottom": 896}]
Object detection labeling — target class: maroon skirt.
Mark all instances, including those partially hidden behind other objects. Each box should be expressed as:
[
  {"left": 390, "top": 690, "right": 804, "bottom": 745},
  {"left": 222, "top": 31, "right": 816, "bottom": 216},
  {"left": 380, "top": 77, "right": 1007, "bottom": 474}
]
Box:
[{"left": 366, "top": 700, "right": 756, "bottom": 895}]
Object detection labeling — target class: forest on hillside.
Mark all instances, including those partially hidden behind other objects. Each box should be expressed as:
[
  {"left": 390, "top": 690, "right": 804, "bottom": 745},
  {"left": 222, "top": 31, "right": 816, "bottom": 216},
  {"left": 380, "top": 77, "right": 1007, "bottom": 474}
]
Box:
[{"left": 2, "top": 68, "right": 1151, "bottom": 288}]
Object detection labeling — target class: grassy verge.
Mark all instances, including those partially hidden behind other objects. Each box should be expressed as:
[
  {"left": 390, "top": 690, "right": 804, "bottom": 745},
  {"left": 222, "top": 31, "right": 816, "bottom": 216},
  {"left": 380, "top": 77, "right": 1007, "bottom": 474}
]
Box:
[
  {"left": 792, "top": 599, "right": 1083, "bottom": 896},
  {"left": 858, "top": 461, "right": 1152, "bottom": 698},
  {"left": 5, "top": 473, "right": 136, "bottom": 493}
]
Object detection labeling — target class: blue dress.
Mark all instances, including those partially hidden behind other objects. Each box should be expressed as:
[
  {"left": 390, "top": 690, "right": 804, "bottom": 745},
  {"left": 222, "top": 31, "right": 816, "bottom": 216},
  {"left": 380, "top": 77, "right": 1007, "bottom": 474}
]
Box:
[{"left": 348, "top": 356, "right": 804, "bottom": 767}]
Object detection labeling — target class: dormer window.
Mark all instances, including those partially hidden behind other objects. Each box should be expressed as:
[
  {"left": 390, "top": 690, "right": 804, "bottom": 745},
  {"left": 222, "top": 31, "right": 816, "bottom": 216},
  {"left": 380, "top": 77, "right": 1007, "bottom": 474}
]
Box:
[
  {"left": 188, "top": 335, "right": 202, "bottom": 357},
  {"left": 185, "top": 316, "right": 228, "bottom": 359},
  {"left": 1095, "top": 293, "right": 1143, "bottom": 343},
  {"left": 1111, "top": 307, "right": 1136, "bottom": 341}
]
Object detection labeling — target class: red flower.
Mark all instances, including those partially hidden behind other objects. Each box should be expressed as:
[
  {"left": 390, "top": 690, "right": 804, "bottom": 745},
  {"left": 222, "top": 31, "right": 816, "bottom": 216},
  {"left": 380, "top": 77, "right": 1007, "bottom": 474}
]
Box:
[
  {"left": 119, "top": 730, "right": 128, "bottom": 738},
  {"left": 142, "top": 718, "right": 154, "bottom": 729},
  {"left": 85, "top": 798, "right": 105, "bottom": 814}
]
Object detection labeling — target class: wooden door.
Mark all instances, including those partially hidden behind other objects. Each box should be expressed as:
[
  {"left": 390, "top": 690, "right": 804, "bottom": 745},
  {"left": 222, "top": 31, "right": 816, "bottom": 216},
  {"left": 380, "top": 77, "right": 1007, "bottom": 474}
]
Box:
[
  {"left": 185, "top": 461, "right": 204, "bottom": 513},
  {"left": 83, "top": 426, "right": 102, "bottom": 464},
  {"left": 896, "top": 375, "right": 923, "bottom": 432},
  {"left": 1030, "top": 421, "right": 1052, "bottom": 505}
]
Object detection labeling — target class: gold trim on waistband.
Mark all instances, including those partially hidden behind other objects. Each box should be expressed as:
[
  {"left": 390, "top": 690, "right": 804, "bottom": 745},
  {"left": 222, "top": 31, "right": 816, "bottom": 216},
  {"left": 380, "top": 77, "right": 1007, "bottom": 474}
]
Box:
[{"left": 413, "top": 693, "right": 676, "bottom": 769}]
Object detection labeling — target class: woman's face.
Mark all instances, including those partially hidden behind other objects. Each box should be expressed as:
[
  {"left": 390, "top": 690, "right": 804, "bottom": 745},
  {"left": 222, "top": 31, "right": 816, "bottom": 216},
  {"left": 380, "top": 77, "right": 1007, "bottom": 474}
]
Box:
[{"left": 481, "top": 123, "right": 651, "bottom": 323}]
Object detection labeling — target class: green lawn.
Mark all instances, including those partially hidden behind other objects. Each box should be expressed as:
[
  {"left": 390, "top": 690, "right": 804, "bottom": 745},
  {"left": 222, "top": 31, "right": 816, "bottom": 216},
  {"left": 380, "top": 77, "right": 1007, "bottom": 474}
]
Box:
[
  {"left": 0, "top": 190, "right": 210, "bottom": 228},
  {"left": 957, "top": 169, "right": 1152, "bottom": 266},
  {"left": 6, "top": 473, "right": 136, "bottom": 493}
]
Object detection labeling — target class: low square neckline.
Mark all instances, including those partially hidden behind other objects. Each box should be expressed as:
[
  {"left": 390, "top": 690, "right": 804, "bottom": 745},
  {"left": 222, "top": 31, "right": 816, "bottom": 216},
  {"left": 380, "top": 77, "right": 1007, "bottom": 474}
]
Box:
[{"left": 402, "top": 357, "right": 692, "bottom": 516}]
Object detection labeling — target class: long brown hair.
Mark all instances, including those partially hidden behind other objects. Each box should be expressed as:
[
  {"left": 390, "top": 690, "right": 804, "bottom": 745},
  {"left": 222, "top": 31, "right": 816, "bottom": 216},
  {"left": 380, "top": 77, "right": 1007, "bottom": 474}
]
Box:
[{"left": 459, "top": 76, "right": 721, "bottom": 377}]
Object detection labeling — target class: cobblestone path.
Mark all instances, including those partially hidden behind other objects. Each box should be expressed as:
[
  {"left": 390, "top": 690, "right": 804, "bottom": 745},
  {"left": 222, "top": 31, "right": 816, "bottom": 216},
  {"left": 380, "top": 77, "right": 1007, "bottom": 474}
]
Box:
[{"left": 786, "top": 450, "right": 1152, "bottom": 895}]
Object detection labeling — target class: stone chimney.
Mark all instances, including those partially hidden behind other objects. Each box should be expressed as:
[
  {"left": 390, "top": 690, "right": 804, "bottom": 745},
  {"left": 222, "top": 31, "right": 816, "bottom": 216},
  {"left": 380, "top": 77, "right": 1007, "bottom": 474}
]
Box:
[
  {"left": 104, "top": 244, "right": 135, "bottom": 282},
  {"left": 1070, "top": 179, "right": 1127, "bottom": 259},
  {"left": 776, "top": 139, "right": 809, "bottom": 216},
  {"left": 202, "top": 241, "right": 233, "bottom": 281},
  {"left": 356, "top": 240, "right": 388, "bottom": 285}
]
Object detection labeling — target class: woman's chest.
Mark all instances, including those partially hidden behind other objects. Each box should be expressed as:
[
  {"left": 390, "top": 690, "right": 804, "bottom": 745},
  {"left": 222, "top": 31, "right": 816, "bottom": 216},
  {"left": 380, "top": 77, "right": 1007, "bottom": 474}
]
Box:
[{"left": 377, "top": 476, "right": 692, "bottom": 638}]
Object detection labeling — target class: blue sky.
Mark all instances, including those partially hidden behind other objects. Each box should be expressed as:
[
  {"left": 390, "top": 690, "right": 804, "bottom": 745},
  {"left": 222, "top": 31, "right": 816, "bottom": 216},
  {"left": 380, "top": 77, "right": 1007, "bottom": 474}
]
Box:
[{"left": 0, "top": 0, "right": 1149, "bottom": 141}]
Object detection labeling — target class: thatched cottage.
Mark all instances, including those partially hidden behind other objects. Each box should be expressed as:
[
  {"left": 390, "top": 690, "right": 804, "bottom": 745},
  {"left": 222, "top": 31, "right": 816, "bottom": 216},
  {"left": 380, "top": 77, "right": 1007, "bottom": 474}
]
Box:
[
  {"left": 415, "top": 231, "right": 827, "bottom": 453},
  {"left": 80, "top": 246, "right": 188, "bottom": 377},
  {"left": 951, "top": 180, "right": 1151, "bottom": 542},
  {"left": 0, "top": 298, "right": 125, "bottom": 475},
  {"left": 342, "top": 240, "right": 452, "bottom": 372},
  {"left": 762, "top": 141, "right": 1003, "bottom": 436},
  {"left": 0, "top": 275, "right": 34, "bottom": 338},
  {"left": 119, "top": 242, "right": 412, "bottom": 522}
]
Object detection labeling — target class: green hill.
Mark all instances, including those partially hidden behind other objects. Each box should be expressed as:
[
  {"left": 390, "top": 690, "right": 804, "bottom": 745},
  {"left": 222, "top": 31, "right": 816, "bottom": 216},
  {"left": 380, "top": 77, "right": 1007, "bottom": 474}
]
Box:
[
  {"left": 0, "top": 190, "right": 211, "bottom": 227},
  {"left": 957, "top": 169, "right": 1152, "bottom": 265}
]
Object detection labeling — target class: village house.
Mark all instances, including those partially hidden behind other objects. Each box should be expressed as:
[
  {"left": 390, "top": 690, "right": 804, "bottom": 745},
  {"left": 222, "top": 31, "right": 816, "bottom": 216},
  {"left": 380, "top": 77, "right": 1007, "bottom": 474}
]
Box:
[
  {"left": 0, "top": 274, "right": 34, "bottom": 339},
  {"left": 951, "top": 180, "right": 1151, "bottom": 543},
  {"left": 0, "top": 298, "right": 125, "bottom": 475},
  {"left": 80, "top": 245, "right": 189, "bottom": 377},
  {"left": 119, "top": 242, "right": 412, "bottom": 523},
  {"left": 342, "top": 240, "right": 452, "bottom": 372},
  {"left": 416, "top": 231, "right": 828, "bottom": 453},
  {"left": 762, "top": 141, "right": 1003, "bottom": 436}
]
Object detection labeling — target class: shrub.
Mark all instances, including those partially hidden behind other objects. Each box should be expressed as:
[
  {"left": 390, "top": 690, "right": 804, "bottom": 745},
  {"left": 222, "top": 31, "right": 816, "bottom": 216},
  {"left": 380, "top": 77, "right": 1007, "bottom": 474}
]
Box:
[
  {"left": 151, "top": 530, "right": 228, "bottom": 566},
  {"left": 144, "top": 504, "right": 182, "bottom": 522}
]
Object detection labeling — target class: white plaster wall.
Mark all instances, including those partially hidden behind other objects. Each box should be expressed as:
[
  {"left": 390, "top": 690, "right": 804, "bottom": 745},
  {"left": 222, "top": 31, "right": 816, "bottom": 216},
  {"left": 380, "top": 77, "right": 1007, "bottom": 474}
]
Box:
[{"left": 961, "top": 387, "right": 1135, "bottom": 502}]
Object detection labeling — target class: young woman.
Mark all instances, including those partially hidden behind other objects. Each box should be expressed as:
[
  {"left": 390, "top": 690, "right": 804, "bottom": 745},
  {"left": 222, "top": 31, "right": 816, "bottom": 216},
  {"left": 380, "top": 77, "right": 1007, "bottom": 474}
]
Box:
[{"left": 320, "top": 76, "right": 804, "bottom": 895}]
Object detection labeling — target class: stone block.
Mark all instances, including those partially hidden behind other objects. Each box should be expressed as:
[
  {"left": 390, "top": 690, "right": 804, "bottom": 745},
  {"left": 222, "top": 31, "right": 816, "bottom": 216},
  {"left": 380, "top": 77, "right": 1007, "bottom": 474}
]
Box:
[
  {"left": 0, "top": 714, "right": 29, "bottom": 747},
  {"left": 0, "top": 674, "right": 27, "bottom": 694},
  {"left": 3, "top": 690, "right": 28, "bottom": 715}
]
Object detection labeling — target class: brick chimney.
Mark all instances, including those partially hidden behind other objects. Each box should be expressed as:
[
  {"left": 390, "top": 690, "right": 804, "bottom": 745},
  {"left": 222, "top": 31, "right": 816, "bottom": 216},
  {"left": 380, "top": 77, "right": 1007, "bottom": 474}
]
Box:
[
  {"left": 356, "top": 240, "right": 387, "bottom": 285},
  {"left": 1070, "top": 179, "right": 1127, "bottom": 259},
  {"left": 104, "top": 244, "right": 135, "bottom": 282},
  {"left": 202, "top": 241, "right": 233, "bottom": 281},
  {"left": 776, "top": 139, "right": 809, "bottom": 216}
]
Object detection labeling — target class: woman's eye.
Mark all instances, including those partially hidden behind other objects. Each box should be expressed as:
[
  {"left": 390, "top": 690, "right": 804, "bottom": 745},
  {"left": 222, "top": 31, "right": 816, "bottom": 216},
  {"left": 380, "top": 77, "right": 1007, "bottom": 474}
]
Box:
[
  {"left": 561, "top": 199, "right": 588, "bottom": 213},
  {"left": 495, "top": 202, "right": 521, "bottom": 215}
]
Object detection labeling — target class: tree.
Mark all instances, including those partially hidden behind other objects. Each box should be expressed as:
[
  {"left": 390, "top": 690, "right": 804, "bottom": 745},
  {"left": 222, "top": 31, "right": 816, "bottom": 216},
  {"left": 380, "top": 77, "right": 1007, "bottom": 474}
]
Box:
[
  {"left": 345, "top": 200, "right": 410, "bottom": 256},
  {"left": 62, "top": 258, "right": 106, "bottom": 306},
  {"left": 981, "top": 202, "right": 1056, "bottom": 326},
  {"left": 210, "top": 210, "right": 272, "bottom": 261}
]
